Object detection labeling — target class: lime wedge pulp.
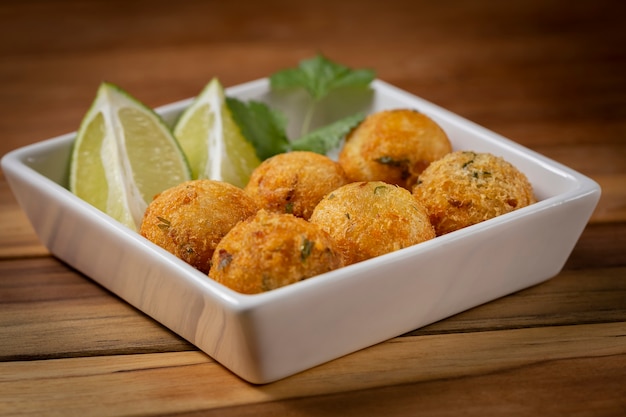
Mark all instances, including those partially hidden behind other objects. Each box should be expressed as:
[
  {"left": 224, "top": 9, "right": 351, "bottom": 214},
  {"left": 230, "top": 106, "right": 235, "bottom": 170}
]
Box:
[
  {"left": 69, "top": 82, "right": 191, "bottom": 230},
  {"left": 173, "top": 78, "right": 260, "bottom": 187}
]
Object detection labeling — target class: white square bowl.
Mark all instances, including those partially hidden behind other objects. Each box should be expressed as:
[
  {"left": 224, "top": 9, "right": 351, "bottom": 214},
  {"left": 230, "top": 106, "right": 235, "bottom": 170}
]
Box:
[{"left": 1, "top": 78, "right": 601, "bottom": 384}]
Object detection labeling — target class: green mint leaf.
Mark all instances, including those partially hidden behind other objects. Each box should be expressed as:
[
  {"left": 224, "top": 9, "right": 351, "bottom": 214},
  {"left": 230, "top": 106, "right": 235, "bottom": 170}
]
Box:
[
  {"left": 270, "top": 54, "right": 375, "bottom": 101},
  {"left": 226, "top": 97, "right": 290, "bottom": 160},
  {"left": 268, "top": 67, "right": 308, "bottom": 90},
  {"left": 290, "top": 112, "right": 365, "bottom": 154}
]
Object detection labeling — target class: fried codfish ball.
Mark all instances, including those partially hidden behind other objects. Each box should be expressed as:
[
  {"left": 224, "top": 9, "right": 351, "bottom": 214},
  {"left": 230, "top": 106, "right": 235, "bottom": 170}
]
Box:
[
  {"left": 413, "top": 151, "right": 536, "bottom": 236},
  {"left": 338, "top": 109, "right": 452, "bottom": 190},
  {"left": 140, "top": 179, "right": 258, "bottom": 273},
  {"left": 209, "top": 210, "right": 343, "bottom": 294},
  {"left": 244, "top": 151, "right": 350, "bottom": 220},
  {"left": 309, "top": 181, "right": 435, "bottom": 266}
]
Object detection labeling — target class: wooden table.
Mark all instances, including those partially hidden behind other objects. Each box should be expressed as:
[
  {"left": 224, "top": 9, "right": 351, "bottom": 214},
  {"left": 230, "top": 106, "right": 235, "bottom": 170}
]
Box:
[{"left": 1, "top": 0, "right": 625, "bottom": 415}]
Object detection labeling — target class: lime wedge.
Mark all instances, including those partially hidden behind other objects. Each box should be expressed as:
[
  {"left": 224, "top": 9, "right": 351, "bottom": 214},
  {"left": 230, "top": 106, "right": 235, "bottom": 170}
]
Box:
[
  {"left": 69, "top": 82, "right": 191, "bottom": 230},
  {"left": 173, "top": 78, "right": 260, "bottom": 187}
]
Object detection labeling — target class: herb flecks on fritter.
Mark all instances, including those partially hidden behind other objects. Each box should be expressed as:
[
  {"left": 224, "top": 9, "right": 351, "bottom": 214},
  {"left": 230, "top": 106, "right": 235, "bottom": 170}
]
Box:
[
  {"left": 244, "top": 151, "right": 349, "bottom": 220},
  {"left": 339, "top": 109, "right": 452, "bottom": 190},
  {"left": 413, "top": 151, "right": 536, "bottom": 236},
  {"left": 209, "top": 210, "right": 343, "bottom": 294},
  {"left": 310, "top": 181, "right": 435, "bottom": 265},
  {"left": 140, "top": 179, "right": 258, "bottom": 273}
]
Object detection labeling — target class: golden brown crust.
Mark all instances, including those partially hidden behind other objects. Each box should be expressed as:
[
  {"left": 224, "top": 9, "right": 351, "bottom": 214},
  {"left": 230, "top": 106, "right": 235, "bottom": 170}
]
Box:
[
  {"left": 309, "top": 181, "right": 436, "bottom": 266},
  {"left": 244, "top": 151, "right": 350, "bottom": 220},
  {"left": 209, "top": 210, "right": 344, "bottom": 294},
  {"left": 140, "top": 179, "right": 258, "bottom": 273},
  {"left": 338, "top": 109, "right": 452, "bottom": 189},
  {"left": 413, "top": 151, "right": 536, "bottom": 235}
]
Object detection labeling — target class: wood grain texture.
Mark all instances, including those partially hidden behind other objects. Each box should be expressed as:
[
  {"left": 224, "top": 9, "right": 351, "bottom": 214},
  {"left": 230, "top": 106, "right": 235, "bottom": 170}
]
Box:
[
  {"left": 1, "top": 0, "right": 625, "bottom": 415},
  {"left": 1, "top": 324, "right": 624, "bottom": 416},
  {"left": 0, "top": 182, "right": 48, "bottom": 258}
]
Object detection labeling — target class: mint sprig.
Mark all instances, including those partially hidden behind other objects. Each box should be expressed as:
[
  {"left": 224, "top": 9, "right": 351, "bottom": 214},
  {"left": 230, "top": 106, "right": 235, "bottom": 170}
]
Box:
[
  {"left": 227, "top": 98, "right": 366, "bottom": 159},
  {"left": 270, "top": 54, "right": 375, "bottom": 101},
  {"left": 290, "top": 112, "right": 365, "bottom": 154},
  {"left": 271, "top": 54, "right": 375, "bottom": 136},
  {"left": 227, "top": 55, "right": 375, "bottom": 160}
]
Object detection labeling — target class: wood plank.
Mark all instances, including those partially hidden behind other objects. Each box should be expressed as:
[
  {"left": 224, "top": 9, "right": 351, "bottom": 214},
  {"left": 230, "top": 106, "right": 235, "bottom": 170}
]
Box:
[
  {"left": 0, "top": 322, "right": 624, "bottom": 416},
  {"left": 0, "top": 296, "right": 194, "bottom": 360},
  {"left": 0, "top": 257, "right": 193, "bottom": 360},
  {"left": 0, "top": 181, "right": 48, "bottom": 258},
  {"left": 564, "top": 222, "right": 626, "bottom": 270},
  {"left": 588, "top": 174, "right": 626, "bottom": 224},
  {"left": 190, "top": 355, "right": 626, "bottom": 417},
  {"left": 0, "top": 204, "right": 46, "bottom": 258},
  {"left": 411, "top": 266, "right": 626, "bottom": 336}
]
